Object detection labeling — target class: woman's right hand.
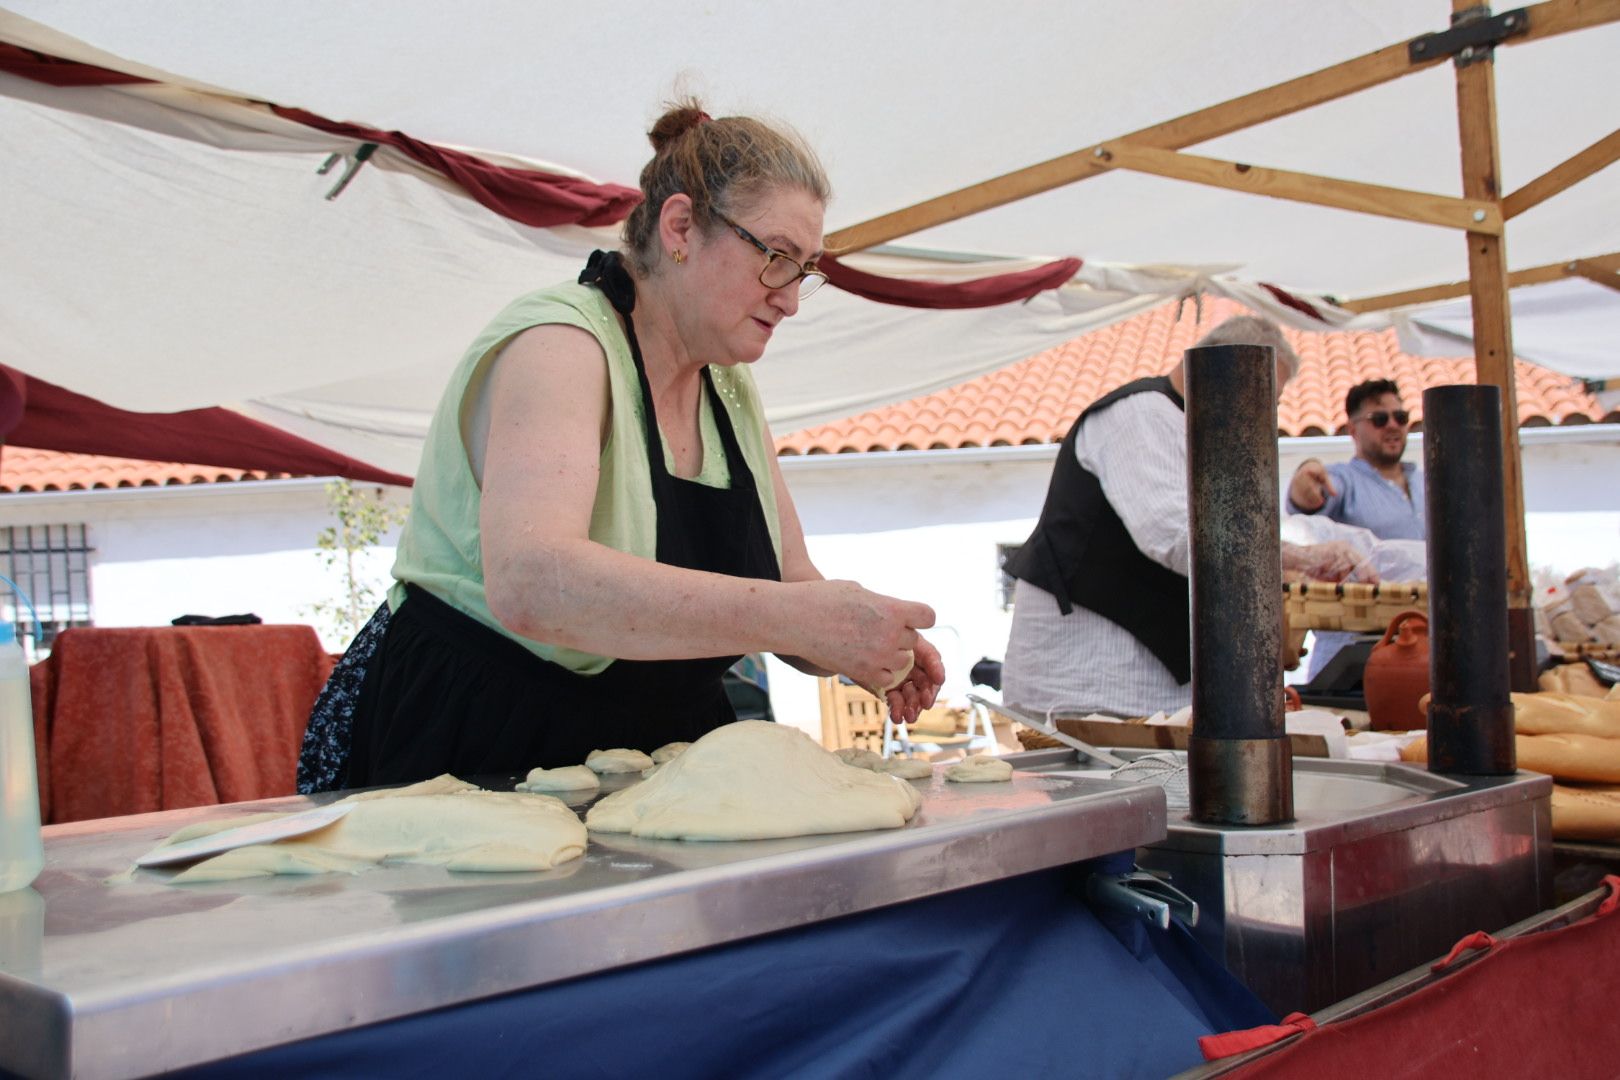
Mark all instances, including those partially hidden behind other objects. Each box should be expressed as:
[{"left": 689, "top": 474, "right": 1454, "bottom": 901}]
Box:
[{"left": 789, "top": 579, "right": 936, "bottom": 695}]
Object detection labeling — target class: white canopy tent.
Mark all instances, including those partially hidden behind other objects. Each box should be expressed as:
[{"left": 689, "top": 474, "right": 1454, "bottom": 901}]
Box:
[{"left": 2, "top": 1, "right": 1616, "bottom": 478}]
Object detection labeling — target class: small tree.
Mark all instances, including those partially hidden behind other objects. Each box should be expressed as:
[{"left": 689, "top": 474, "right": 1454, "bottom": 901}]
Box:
[{"left": 307, "top": 479, "right": 409, "bottom": 644}]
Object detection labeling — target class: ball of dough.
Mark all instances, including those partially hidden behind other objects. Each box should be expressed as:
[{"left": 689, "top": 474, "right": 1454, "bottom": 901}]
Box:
[
  {"left": 945, "top": 756, "right": 1013, "bottom": 783},
  {"left": 518, "top": 764, "right": 601, "bottom": 792},
  {"left": 834, "top": 747, "right": 885, "bottom": 771},
  {"left": 651, "top": 741, "right": 691, "bottom": 764},
  {"left": 586, "top": 748, "right": 655, "bottom": 775},
  {"left": 879, "top": 758, "right": 933, "bottom": 780},
  {"left": 879, "top": 649, "right": 916, "bottom": 693}
]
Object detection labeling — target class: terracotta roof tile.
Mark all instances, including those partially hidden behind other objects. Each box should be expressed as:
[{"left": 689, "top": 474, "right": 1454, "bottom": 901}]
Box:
[
  {"left": 776, "top": 297, "right": 1615, "bottom": 455},
  {"left": 0, "top": 448, "right": 283, "bottom": 493}
]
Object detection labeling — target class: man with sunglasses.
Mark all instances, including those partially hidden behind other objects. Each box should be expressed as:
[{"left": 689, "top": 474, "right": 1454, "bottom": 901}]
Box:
[{"left": 1287, "top": 379, "right": 1426, "bottom": 542}]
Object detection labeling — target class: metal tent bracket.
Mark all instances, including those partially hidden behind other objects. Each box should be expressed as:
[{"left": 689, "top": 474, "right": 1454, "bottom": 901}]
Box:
[
  {"left": 1086, "top": 869, "right": 1200, "bottom": 931},
  {"left": 1409, "top": 6, "right": 1531, "bottom": 68}
]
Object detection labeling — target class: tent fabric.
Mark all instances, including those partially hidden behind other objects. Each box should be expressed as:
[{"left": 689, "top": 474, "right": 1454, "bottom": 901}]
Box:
[
  {"left": 1206, "top": 876, "right": 1620, "bottom": 1079},
  {"left": 1, "top": 4, "right": 1616, "bottom": 478},
  {"left": 0, "top": 365, "right": 412, "bottom": 487}
]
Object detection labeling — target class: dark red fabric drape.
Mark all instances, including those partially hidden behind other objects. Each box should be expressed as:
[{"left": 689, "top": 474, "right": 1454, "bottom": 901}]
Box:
[
  {"left": 0, "top": 365, "right": 411, "bottom": 486},
  {"left": 820, "top": 253, "right": 1082, "bottom": 309}
]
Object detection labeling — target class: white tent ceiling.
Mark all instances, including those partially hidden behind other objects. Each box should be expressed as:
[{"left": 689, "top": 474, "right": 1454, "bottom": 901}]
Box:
[{"left": 3, "top": 2, "right": 1617, "bottom": 476}]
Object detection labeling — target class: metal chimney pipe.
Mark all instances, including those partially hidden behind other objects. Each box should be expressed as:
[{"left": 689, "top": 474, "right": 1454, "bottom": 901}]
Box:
[
  {"left": 1185, "top": 344, "right": 1293, "bottom": 825},
  {"left": 1424, "top": 385, "right": 1516, "bottom": 776}
]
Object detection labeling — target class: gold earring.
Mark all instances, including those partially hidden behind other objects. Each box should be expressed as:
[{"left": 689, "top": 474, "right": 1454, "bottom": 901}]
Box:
[{"left": 672, "top": 249, "right": 686, "bottom": 264}]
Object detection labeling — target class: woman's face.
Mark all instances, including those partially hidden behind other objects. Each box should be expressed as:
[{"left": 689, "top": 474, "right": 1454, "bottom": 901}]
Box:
[{"left": 681, "top": 186, "right": 825, "bottom": 366}]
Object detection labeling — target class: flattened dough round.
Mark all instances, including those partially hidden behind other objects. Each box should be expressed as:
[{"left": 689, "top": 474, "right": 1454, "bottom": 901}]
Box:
[
  {"left": 586, "top": 721, "right": 921, "bottom": 841},
  {"left": 586, "top": 748, "right": 655, "bottom": 774},
  {"left": 879, "top": 758, "right": 933, "bottom": 780},
  {"left": 945, "top": 756, "right": 1013, "bottom": 783},
  {"left": 519, "top": 765, "right": 600, "bottom": 792},
  {"left": 152, "top": 781, "right": 587, "bottom": 883}
]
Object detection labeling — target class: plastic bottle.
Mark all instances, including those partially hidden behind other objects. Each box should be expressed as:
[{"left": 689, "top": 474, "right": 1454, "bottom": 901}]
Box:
[{"left": 0, "top": 619, "right": 43, "bottom": 893}]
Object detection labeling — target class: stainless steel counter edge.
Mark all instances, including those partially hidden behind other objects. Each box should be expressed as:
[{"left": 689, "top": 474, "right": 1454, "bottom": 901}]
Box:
[{"left": 55, "top": 784, "right": 1166, "bottom": 1080}]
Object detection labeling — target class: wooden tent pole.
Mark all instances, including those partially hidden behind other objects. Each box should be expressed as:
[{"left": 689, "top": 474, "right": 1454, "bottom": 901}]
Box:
[
  {"left": 1339, "top": 251, "right": 1620, "bottom": 312},
  {"left": 1453, "top": 0, "right": 1537, "bottom": 692}
]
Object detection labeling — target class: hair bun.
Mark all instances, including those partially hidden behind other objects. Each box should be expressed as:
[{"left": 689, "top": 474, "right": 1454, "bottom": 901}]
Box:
[{"left": 648, "top": 102, "right": 712, "bottom": 154}]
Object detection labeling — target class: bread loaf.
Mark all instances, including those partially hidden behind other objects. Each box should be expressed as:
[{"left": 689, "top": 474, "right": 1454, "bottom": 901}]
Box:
[
  {"left": 1552, "top": 784, "right": 1620, "bottom": 842},
  {"left": 1512, "top": 692, "right": 1620, "bottom": 738},
  {"left": 1399, "top": 730, "right": 1620, "bottom": 783}
]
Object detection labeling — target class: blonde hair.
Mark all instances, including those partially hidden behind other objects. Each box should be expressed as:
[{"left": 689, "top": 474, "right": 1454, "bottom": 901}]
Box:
[
  {"left": 621, "top": 99, "right": 831, "bottom": 275},
  {"left": 1192, "top": 315, "right": 1302, "bottom": 381}
]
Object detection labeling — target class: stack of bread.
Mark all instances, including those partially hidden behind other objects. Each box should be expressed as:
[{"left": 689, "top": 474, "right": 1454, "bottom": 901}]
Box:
[
  {"left": 1535, "top": 567, "right": 1620, "bottom": 647},
  {"left": 1401, "top": 684, "right": 1620, "bottom": 842}
]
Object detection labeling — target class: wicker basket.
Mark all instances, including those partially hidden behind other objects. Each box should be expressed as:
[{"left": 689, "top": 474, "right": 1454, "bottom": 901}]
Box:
[{"left": 1283, "top": 580, "right": 1427, "bottom": 633}]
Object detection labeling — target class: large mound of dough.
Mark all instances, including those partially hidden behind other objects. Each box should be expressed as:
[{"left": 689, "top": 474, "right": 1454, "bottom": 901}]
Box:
[
  {"left": 586, "top": 721, "right": 922, "bottom": 841},
  {"left": 150, "top": 777, "right": 587, "bottom": 884}
]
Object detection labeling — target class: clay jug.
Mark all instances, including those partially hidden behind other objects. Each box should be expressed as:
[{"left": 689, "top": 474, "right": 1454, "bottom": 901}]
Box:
[{"left": 1364, "top": 610, "right": 1430, "bottom": 731}]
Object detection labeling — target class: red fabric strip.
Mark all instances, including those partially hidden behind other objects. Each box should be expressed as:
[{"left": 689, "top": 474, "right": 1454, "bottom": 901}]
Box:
[
  {"left": 1431, "top": 930, "right": 1497, "bottom": 972},
  {"left": 1260, "top": 282, "right": 1327, "bottom": 323},
  {"left": 820, "top": 254, "right": 1082, "bottom": 310},
  {"left": 0, "top": 40, "right": 640, "bottom": 230},
  {"left": 0, "top": 42, "right": 152, "bottom": 86},
  {"left": 272, "top": 106, "right": 641, "bottom": 229},
  {"left": 1199, "top": 1012, "right": 1317, "bottom": 1061},
  {"left": 0, "top": 365, "right": 411, "bottom": 487}
]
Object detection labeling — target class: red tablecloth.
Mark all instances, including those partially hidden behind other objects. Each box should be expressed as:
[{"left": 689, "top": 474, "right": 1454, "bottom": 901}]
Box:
[{"left": 29, "top": 625, "right": 336, "bottom": 824}]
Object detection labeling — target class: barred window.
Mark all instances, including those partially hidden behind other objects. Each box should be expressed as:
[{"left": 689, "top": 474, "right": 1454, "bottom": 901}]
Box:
[
  {"left": 996, "top": 543, "right": 1022, "bottom": 611},
  {"left": 0, "top": 524, "right": 93, "bottom": 660}
]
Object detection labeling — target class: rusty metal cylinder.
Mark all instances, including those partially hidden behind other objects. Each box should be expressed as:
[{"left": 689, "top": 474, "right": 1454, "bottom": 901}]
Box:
[
  {"left": 1424, "top": 385, "right": 1516, "bottom": 776},
  {"left": 1185, "top": 344, "right": 1293, "bottom": 825}
]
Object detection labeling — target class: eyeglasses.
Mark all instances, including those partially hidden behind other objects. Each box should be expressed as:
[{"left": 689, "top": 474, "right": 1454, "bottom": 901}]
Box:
[
  {"left": 715, "top": 212, "right": 828, "bottom": 299},
  {"left": 1355, "top": 409, "right": 1411, "bottom": 428}
]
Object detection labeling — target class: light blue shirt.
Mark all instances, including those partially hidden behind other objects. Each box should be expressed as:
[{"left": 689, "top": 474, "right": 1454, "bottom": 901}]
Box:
[{"left": 1292, "top": 457, "right": 1426, "bottom": 541}]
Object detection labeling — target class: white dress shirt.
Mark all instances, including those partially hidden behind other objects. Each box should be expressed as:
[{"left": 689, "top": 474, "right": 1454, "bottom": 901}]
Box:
[{"left": 1001, "top": 391, "right": 1192, "bottom": 717}]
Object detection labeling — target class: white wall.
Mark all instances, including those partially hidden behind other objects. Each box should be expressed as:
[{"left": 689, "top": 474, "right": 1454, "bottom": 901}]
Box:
[{"left": 4, "top": 425, "right": 1614, "bottom": 738}]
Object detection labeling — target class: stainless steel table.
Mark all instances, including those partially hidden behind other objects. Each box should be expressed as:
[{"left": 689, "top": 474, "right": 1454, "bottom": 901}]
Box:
[{"left": 0, "top": 768, "right": 1166, "bottom": 1080}]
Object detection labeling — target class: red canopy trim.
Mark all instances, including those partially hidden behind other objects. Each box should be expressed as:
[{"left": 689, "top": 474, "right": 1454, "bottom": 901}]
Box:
[
  {"left": 1260, "top": 282, "right": 1329, "bottom": 323},
  {"left": 271, "top": 106, "right": 640, "bottom": 229},
  {"left": 0, "top": 42, "right": 151, "bottom": 87},
  {"left": 0, "top": 42, "right": 641, "bottom": 229},
  {"left": 0, "top": 366, "right": 412, "bottom": 487},
  {"left": 820, "top": 254, "right": 1082, "bottom": 310}
]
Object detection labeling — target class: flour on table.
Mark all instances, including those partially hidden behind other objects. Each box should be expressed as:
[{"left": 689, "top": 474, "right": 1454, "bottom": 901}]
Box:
[
  {"left": 586, "top": 721, "right": 921, "bottom": 841},
  {"left": 945, "top": 757, "right": 1013, "bottom": 783},
  {"left": 517, "top": 765, "right": 601, "bottom": 792},
  {"left": 586, "top": 748, "right": 655, "bottom": 774}
]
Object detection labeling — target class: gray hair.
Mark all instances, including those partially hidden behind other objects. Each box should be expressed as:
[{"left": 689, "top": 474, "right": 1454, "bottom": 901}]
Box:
[{"left": 1191, "top": 315, "right": 1302, "bottom": 381}]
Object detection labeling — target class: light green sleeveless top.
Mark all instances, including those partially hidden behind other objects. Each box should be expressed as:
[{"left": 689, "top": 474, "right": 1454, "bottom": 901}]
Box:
[{"left": 389, "top": 279, "right": 783, "bottom": 674}]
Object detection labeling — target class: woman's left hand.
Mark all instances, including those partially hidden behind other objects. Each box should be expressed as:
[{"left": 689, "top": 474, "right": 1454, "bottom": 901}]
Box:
[{"left": 884, "top": 635, "right": 946, "bottom": 725}]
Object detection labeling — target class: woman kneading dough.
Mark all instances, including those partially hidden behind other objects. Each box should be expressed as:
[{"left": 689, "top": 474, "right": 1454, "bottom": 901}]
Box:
[{"left": 299, "top": 101, "right": 943, "bottom": 790}]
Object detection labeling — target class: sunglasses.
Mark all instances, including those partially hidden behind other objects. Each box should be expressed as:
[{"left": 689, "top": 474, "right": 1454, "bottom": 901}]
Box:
[{"left": 1355, "top": 409, "right": 1410, "bottom": 428}]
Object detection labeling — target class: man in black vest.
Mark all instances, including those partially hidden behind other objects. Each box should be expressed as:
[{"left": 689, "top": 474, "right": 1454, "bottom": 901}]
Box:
[{"left": 1001, "top": 315, "right": 1360, "bottom": 717}]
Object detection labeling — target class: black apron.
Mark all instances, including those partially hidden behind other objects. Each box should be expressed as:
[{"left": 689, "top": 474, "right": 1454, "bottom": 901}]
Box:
[{"left": 345, "top": 251, "right": 782, "bottom": 786}]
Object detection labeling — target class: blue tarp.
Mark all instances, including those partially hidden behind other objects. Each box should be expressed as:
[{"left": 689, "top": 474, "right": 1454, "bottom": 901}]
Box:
[{"left": 174, "top": 861, "right": 1271, "bottom": 1079}]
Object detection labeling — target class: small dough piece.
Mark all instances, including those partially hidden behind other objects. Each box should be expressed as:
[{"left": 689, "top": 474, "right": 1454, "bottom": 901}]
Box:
[
  {"left": 651, "top": 742, "right": 691, "bottom": 764},
  {"left": 879, "top": 758, "right": 933, "bottom": 780},
  {"left": 945, "top": 756, "right": 1013, "bottom": 783},
  {"left": 518, "top": 765, "right": 601, "bottom": 792},
  {"left": 880, "top": 650, "right": 916, "bottom": 693},
  {"left": 834, "top": 747, "right": 885, "bottom": 771},
  {"left": 587, "top": 720, "right": 921, "bottom": 841},
  {"left": 586, "top": 748, "right": 655, "bottom": 774}
]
